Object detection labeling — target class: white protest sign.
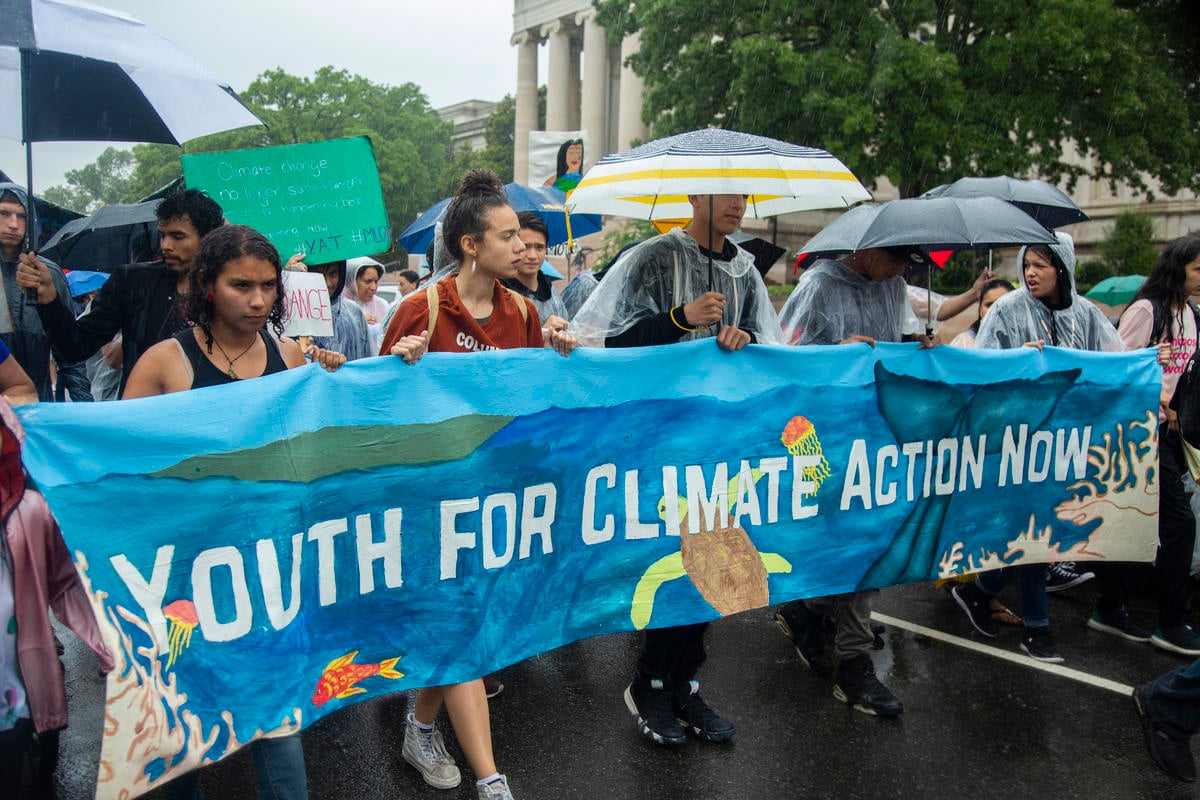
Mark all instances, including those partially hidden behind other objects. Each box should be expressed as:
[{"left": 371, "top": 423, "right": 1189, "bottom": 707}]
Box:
[{"left": 282, "top": 271, "right": 334, "bottom": 337}]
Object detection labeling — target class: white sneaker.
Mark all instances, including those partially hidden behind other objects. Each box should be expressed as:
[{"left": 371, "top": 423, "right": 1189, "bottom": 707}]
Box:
[
  {"left": 402, "top": 712, "right": 461, "bottom": 789},
  {"left": 477, "top": 775, "right": 515, "bottom": 799}
]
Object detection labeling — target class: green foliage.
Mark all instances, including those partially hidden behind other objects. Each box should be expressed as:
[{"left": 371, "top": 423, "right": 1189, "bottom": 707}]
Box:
[
  {"left": 438, "top": 89, "right": 547, "bottom": 194},
  {"left": 1099, "top": 209, "right": 1158, "bottom": 275},
  {"left": 1076, "top": 258, "right": 1114, "bottom": 288},
  {"left": 932, "top": 263, "right": 976, "bottom": 296},
  {"left": 594, "top": 0, "right": 1200, "bottom": 198},
  {"left": 127, "top": 67, "right": 454, "bottom": 240},
  {"left": 41, "top": 147, "right": 136, "bottom": 212}
]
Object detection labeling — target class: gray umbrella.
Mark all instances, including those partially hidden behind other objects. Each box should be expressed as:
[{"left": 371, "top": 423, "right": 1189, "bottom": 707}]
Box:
[
  {"left": 800, "top": 196, "right": 1058, "bottom": 256},
  {"left": 920, "top": 176, "right": 1088, "bottom": 230},
  {"left": 800, "top": 196, "right": 1058, "bottom": 336}
]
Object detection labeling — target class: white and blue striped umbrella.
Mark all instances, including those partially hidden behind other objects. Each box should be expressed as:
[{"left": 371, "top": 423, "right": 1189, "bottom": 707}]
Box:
[
  {"left": 566, "top": 128, "right": 872, "bottom": 220},
  {"left": 1, "top": 0, "right": 263, "bottom": 146}
]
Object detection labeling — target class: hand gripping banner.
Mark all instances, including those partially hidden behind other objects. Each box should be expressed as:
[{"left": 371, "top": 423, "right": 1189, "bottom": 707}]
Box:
[{"left": 16, "top": 341, "right": 1160, "bottom": 797}]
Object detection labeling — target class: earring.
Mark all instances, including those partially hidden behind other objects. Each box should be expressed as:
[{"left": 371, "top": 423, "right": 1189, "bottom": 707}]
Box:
[
  {"left": 206, "top": 292, "right": 213, "bottom": 301},
  {"left": 469, "top": 259, "right": 476, "bottom": 273}
]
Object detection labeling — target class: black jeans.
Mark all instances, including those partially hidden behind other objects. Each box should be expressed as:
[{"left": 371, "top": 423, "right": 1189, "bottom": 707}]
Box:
[
  {"left": 637, "top": 622, "right": 709, "bottom": 686},
  {"left": 1146, "top": 657, "right": 1200, "bottom": 740},
  {"left": 1097, "top": 428, "right": 1195, "bottom": 627},
  {"left": 0, "top": 717, "right": 33, "bottom": 792}
]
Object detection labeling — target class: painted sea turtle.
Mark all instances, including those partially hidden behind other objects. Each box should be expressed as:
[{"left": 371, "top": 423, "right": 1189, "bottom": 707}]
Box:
[{"left": 631, "top": 471, "right": 792, "bottom": 629}]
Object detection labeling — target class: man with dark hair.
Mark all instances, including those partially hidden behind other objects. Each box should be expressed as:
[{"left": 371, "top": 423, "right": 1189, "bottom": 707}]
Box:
[
  {"left": 774, "top": 245, "right": 935, "bottom": 718},
  {"left": 573, "top": 194, "right": 782, "bottom": 748},
  {"left": 503, "top": 211, "right": 568, "bottom": 331},
  {"left": 0, "top": 182, "right": 74, "bottom": 400},
  {"left": 17, "top": 189, "right": 224, "bottom": 395}
]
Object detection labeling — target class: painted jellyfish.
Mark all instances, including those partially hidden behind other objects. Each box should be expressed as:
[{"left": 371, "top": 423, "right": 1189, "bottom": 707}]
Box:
[
  {"left": 163, "top": 599, "right": 199, "bottom": 669},
  {"left": 780, "top": 415, "right": 831, "bottom": 495}
]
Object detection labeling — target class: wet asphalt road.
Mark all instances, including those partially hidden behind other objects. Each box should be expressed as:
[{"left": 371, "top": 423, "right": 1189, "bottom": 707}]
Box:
[{"left": 35, "top": 579, "right": 1200, "bottom": 800}]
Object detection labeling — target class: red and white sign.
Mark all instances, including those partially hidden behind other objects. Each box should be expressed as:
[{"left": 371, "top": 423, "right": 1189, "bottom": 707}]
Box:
[{"left": 281, "top": 271, "right": 334, "bottom": 337}]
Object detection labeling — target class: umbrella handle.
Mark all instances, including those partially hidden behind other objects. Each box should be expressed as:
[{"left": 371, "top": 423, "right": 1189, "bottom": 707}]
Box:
[{"left": 23, "top": 134, "right": 37, "bottom": 306}]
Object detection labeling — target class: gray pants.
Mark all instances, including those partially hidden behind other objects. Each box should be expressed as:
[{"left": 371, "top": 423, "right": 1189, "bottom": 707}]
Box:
[{"left": 804, "top": 590, "right": 877, "bottom": 661}]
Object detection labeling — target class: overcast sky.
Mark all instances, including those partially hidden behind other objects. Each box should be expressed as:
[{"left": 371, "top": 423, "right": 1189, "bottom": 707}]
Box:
[{"left": 1, "top": 0, "right": 527, "bottom": 192}]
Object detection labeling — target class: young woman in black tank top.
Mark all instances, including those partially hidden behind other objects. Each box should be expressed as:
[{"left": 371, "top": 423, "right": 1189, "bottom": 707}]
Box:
[
  {"left": 122, "top": 226, "right": 344, "bottom": 800},
  {"left": 173, "top": 327, "right": 288, "bottom": 389},
  {"left": 125, "top": 225, "right": 343, "bottom": 399}
]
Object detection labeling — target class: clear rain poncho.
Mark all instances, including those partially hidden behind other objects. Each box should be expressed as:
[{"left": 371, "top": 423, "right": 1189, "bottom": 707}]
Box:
[
  {"left": 975, "top": 231, "right": 1122, "bottom": 352},
  {"left": 778, "top": 258, "right": 921, "bottom": 345},
  {"left": 570, "top": 227, "right": 782, "bottom": 346},
  {"left": 560, "top": 270, "right": 598, "bottom": 319}
]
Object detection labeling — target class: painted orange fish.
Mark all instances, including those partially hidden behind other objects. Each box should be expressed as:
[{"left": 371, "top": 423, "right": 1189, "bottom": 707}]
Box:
[{"left": 311, "top": 650, "right": 403, "bottom": 707}]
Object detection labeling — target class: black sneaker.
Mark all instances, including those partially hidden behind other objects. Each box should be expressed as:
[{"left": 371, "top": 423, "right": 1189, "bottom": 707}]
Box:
[
  {"left": 1151, "top": 623, "right": 1200, "bottom": 657},
  {"left": 951, "top": 583, "right": 998, "bottom": 638},
  {"left": 1088, "top": 608, "right": 1152, "bottom": 642},
  {"left": 673, "top": 680, "right": 735, "bottom": 742},
  {"left": 1045, "top": 562, "right": 1095, "bottom": 592},
  {"left": 1134, "top": 684, "right": 1197, "bottom": 781},
  {"left": 1020, "top": 627, "right": 1064, "bottom": 663},
  {"left": 832, "top": 653, "right": 903, "bottom": 717},
  {"left": 775, "top": 603, "right": 833, "bottom": 676},
  {"left": 624, "top": 674, "right": 686, "bottom": 745}
]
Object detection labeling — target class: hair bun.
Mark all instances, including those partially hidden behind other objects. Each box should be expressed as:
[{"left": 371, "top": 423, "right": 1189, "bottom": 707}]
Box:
[{"left": 456, "top": 169, "right": 506, "bottom": 200}]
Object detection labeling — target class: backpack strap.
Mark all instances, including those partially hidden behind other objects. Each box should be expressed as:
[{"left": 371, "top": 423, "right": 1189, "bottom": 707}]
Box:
[
  {"left": 503, "top": 286, "right": 529, "bottom": 322},
  {"left": 425, "top": 284, "right": 440, "bottom": 338}
]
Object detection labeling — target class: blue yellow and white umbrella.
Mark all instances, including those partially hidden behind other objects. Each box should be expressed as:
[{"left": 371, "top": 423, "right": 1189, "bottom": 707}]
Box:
[{"left": 565, "top": 128, "right": 872, "bottom": 220}]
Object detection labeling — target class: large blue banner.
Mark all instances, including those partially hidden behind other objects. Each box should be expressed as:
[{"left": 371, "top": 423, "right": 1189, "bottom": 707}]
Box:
[{"left": 17, "top": 342, "right": 1160, "bottom": 797}]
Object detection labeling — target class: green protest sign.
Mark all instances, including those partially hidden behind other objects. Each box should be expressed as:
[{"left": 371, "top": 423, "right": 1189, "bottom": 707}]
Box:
[{"left": 181, "top": 137, "right": 391, "bottom": 260}]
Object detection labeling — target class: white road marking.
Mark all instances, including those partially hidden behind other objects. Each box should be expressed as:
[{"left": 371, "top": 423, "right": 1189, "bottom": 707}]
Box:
[{"left": 872, "top": 611, "right": 1136, "bottom": 696}]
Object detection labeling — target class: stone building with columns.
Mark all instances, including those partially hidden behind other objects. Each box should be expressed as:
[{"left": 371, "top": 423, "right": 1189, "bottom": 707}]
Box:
[
  {"left": 511, "top": 0, "right": 648, "bottom": 185},
  {"left": 511, "top": 1, "right": 1197, "bottom": 273}
]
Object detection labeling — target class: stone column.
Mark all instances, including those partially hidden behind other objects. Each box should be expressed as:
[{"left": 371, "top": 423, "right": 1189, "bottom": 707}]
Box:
[
  {"left": 543, "top": 20, "right": 571, "bottom": 132},
  {"left": 578, "top": 9, "right": 608, "bottom": 167},
  {"left": 567, "top": 37, "right": 582, "bottom": 130},
  {"left": 512, "top": 29, "right": 539, "bottom": 185},
  {"left": 617, "top": 31, "right": 650, "bottom": 150}
]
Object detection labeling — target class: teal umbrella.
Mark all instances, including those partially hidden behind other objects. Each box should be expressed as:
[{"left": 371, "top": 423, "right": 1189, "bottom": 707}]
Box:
[{"left": 1085, "top": 275, "right": 1146, "bottom": 306}]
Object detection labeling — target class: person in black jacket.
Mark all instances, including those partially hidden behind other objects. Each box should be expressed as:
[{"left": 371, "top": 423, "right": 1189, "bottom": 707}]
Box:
[
  {"left": 16, "top": 190, "right": 224, "bottom": 396},
  {"left": 0, "top": 182, "right": 74, "bottom": 400}
]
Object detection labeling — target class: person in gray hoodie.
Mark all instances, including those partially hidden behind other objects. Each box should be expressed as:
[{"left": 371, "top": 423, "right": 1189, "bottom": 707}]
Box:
[
  {"left": 285, "top": 256, "right": 374, "bottom": 362},
  {"left": 953, "top": 231, "right": 1122, "bottom": 664},
  {"left": 0, "top": 183, "right": 73, "bottom": 400},
  {"left": 974, "top": 231, "right": 1122, "bottom": 351}
]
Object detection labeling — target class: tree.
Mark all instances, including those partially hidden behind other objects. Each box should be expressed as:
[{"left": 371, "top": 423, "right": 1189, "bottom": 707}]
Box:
[
  {"left": 42, "top": 147, "right": 136, "bottom": 212},
  {"left": 438, "top": 88, "right": 547, "bottom": 193},
  {"left": 594, "top": 0, "right": 1200, "bottom": 199},
  {"left": 127, "top": 67, "right": 454, "bottom": 239},
  {"left": 1099, "top": 209, "right": 1158, "bottom": 276}
]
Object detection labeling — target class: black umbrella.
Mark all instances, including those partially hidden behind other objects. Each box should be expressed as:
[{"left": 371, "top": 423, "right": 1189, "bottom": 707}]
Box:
[
  {"left": 920, "top": 176, "right": 1089, "bottom": 230},
  {"left": 729, "top": 232, "right": 787, "bottom": 278},
  {"left": 40, "top": 201, "right": 160, "bottom": 271},
  {"left": 1, "top": 0, "right": 264, "bottom": 292}
]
